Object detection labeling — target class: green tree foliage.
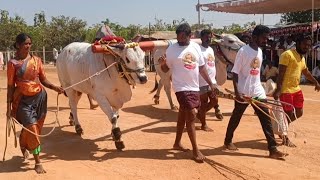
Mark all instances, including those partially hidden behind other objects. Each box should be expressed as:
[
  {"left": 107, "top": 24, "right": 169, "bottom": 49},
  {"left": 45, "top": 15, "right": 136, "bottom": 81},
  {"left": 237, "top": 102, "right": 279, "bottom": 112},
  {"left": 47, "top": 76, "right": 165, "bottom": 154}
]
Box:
[
  {"left": 281, "top": 9, "right": 320, "bottom": 24},
  {"left": 85, "top": 24, "right": 102, "bottom": 43},
  {"left": 0, "top": 10, "right": 252, "bottom": 53},
  {"left": 46, "top": 15, "right": 87, "bottom": 49},
  {"left": 0, "top": 10, "right": 27, "bottom": 50},
  {"left": 34, "top": 11, "right": 46, "bottom": 27}
]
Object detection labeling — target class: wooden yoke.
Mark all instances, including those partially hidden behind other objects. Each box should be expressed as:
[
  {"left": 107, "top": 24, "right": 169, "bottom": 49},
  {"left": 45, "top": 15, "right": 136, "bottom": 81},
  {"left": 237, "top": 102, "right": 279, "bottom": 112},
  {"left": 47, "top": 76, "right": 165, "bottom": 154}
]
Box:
[{"left": 91, "top": 39, "right": 202, "bottom": 53}]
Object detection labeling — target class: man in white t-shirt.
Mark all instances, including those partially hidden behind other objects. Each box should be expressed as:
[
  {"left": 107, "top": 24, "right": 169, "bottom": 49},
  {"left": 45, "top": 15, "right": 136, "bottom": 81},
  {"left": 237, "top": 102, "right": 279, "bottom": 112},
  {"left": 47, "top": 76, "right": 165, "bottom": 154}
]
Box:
[
  {"left": 159, "top": 23, "right": 216, "bottom": 163},
  {"left": 197, "top": 29, "right": 223, "bottom": 132},
  {"left": 53, "top": 48, "right": 58, "bottom": 66},
  {"left": 224, "top": 25, "right": 287, "bottom": 159}
]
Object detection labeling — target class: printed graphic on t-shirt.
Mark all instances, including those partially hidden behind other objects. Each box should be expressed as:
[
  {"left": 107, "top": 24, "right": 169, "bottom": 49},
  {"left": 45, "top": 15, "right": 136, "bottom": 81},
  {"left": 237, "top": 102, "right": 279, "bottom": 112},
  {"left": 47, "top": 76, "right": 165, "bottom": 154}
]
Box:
[
  {"left": 182, "top": 52, "right": 196, "bottom": 70},
  {"left": 207, "top": 54, "right": 215, "bottom": 67},
  {"left": 249, "top": 57, "right": 260, "bottom": 76}
]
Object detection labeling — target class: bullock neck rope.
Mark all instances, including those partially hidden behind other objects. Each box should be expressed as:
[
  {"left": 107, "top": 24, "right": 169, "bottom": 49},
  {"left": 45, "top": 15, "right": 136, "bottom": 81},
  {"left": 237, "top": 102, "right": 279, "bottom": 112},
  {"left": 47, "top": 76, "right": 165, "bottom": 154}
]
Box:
[
  {"left": 101, "top": 44, "right": 137, "bottom": 86},
  {"left": 94, "top": 36, "right": 143, "bottom": 86},
  {"left": 212, "top": 44, "right": 235, "bottom": 65}
]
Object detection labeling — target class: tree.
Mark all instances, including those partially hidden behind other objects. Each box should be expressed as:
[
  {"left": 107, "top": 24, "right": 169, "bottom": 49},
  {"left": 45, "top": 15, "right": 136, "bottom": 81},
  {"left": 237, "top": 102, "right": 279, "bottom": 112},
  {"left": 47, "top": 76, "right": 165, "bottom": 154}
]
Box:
[
  {"left": 85, "top": 24, "right": 102, "bottom": 43},
  {"left": 46, "top": 15, "right": 87, "bottom": 49},
  {"left": 0, "top": 11, "right": 27, "bottom": 50},
  {"left": 222, "top": 23, "right": 245, "bottom": 34},
  {"left": 0, "top": 10, "right": 9, "bottom": 24},
  {"left": 34, "top": 11, "right": 46, "bottom": 27},
  {"left": 281, "top": 9, "right": 320, "bottom": 24}
]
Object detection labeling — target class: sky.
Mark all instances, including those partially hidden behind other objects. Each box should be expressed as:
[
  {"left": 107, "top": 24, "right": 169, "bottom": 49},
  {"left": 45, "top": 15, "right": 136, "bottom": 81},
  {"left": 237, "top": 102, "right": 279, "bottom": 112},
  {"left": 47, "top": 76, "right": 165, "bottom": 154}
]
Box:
[{"left": 0, "top": 0, "right": 281, "bottom": 28}]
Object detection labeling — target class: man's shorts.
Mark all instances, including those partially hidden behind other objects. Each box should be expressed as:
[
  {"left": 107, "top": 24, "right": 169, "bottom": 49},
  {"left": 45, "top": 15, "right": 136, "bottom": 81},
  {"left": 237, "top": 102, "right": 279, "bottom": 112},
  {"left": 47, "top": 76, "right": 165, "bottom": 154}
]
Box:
[
  {"left": 175, "top": 91, "right": 200, "bottom": 110},
  {"left": 280, "top": 90, "right": 304, "bottom": 112}
]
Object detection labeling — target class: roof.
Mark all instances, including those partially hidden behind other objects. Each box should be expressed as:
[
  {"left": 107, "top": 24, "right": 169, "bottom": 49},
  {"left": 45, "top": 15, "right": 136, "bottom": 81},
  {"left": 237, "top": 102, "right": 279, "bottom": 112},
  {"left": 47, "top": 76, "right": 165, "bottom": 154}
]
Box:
[
  {"left": 199, "top": 0, "right": 320, "bottom": 14},
  {"left": 141, "top": 31, "right": 176, "bottom": 40}
]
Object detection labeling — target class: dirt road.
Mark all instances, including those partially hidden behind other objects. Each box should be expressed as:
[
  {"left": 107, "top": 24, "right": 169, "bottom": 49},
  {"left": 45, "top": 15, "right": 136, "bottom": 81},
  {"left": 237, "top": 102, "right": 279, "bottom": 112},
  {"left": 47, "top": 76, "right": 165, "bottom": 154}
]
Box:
[{"left": 0, "top": 67, "right": 319, "bottom": 179}]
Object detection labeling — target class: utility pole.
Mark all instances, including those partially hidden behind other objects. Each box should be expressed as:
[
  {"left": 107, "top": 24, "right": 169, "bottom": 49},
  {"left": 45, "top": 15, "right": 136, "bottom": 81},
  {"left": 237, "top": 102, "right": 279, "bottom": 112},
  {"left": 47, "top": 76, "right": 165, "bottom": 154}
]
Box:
[
  {"left": 197, "top": 0, "right": 201, "bottom": 27},
  {"left": 312, "top": 0, "right": 315, "bottom": 70}
]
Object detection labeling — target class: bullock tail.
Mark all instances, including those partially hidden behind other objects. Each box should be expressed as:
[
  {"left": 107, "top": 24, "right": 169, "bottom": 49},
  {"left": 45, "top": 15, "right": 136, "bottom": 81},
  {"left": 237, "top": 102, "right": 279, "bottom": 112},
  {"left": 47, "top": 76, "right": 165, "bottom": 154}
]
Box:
[{"left": 149, "top": 72, "right": 159, "bottom": 94}]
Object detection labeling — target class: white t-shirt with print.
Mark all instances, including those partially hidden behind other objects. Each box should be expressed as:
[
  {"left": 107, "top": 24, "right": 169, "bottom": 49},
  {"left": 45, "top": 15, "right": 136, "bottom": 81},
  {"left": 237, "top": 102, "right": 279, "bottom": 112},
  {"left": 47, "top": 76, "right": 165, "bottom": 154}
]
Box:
[
  {"left": 232, "top": 45, "right": 266, "bottom": 99},
  {"left": 199, "top": 45, "right": 217, "bottom": 87},
  {"left": 166, "top": 41, "right": 205, "bottom": 92}
]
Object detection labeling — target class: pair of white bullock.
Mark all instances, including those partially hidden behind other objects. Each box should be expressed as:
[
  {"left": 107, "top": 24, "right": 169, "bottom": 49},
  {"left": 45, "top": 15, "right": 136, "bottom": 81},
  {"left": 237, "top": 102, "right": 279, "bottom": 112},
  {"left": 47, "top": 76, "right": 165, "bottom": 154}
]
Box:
[{"left": 56, "top": 32, "right": 244, "bottom": 150}]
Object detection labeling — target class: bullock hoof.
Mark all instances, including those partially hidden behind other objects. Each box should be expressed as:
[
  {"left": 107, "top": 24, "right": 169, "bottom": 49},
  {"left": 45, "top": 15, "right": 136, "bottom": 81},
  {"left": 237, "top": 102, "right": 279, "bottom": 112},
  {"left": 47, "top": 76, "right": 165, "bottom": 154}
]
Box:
[
  {"left": 171, "top": 105, "right": 178, "bottom": 111},
  {"left": 154, "top": 99, "right": 160, "bottom": 105},
  {"left": 75, "top": 125, "right": 83, "bottom": 135},
  {"left": 111, "top": 127, "right": 122, "bottom": 141},
  {"left": 153, "top": 95, "right": 160, "bottom": 105},
  {"left": 115, "top": 141, "right": 125, "bottom": 150},
  {"left": 69, "top": 120, "right": 75, "bottom": 126},
  {"left": 69, "top": 112, "right": 75, "bottom": 126}
]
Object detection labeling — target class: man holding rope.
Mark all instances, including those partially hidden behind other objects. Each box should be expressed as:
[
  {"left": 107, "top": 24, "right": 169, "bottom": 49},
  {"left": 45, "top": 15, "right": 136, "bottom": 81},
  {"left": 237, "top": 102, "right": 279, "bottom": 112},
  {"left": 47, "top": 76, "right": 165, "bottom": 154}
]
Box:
[
  {"left": 273, "top": 34, "right": 320, "bottom": 147},
  {"left": 223, "top": 25, "right": 287, "bottom": 159}
]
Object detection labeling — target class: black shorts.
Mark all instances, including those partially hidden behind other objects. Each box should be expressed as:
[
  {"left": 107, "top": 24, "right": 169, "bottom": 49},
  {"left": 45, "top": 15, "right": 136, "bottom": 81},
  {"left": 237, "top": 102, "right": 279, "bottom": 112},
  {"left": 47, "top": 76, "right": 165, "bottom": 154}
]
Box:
[{"left": 175, "top": 91, "right": 200, "bottom": 110}]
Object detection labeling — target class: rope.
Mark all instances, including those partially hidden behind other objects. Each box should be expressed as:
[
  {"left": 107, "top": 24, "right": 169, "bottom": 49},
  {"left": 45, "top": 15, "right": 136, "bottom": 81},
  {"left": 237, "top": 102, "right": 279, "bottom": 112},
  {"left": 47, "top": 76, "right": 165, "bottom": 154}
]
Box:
[
  {"left": 3, "top": 117, "right": 9, "bottom": 161},
  {"left": 3, "top": 94, "right": 61, "bottom": 161},
  {"left": 7, "top": 97, "right": 61, "bottom": 138},
  {"left": 2, "top": 48, "right": 126, "bottom": 161},
  {"left": 63, "top": 62, "right": 118, "bottom": 91},
  {"left": 6, "top": 61, "right": 119, "bottom": 137},
  {"left": 220, "top": 88, "right": 298, "bottom": 138}
]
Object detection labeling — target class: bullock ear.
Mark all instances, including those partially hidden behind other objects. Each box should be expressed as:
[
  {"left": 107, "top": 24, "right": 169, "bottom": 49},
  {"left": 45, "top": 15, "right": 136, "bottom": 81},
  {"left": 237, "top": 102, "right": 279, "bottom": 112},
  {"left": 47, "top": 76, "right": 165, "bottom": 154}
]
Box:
[{"left": 212, "top": 33, "right": 223, "bottom": 44}]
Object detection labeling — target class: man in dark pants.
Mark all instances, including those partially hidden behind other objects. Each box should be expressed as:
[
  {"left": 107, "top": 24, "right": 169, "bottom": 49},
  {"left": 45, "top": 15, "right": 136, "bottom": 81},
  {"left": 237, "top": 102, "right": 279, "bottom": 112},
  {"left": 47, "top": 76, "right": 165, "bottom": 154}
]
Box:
[{"left": 224, "top": 25, "right": 287, "bottom": 159}]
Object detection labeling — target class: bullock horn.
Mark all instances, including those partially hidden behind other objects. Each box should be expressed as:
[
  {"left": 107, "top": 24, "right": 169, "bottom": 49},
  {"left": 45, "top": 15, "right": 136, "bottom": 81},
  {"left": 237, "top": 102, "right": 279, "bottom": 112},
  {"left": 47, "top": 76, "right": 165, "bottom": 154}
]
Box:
[{"left": 212, "top": 33, "right": 222, "bottom": 39}]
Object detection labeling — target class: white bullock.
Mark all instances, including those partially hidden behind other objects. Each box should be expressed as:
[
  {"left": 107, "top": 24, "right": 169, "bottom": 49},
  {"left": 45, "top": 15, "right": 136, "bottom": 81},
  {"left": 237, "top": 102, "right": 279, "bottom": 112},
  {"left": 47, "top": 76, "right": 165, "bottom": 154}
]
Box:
[
  {"left": 57, "top": 42, "right": 147, "bottom": 150},
  {"left": 150, "top": 34, "right": 245, "bottom": 110}
]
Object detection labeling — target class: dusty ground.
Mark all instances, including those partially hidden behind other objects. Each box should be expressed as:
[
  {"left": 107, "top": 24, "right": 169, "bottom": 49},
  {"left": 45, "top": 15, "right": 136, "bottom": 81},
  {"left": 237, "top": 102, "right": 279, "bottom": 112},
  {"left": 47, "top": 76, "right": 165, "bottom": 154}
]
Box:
[{"left": 0, "top": 66, "right": 320, "bottom": 180}]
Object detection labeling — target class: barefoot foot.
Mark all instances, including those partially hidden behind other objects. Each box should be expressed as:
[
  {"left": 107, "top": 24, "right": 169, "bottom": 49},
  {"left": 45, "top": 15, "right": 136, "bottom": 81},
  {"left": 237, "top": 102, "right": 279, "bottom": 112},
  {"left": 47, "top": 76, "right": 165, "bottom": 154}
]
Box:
[
  {"left": 215, "top": 109, "right": 224, "bottom": 120},
  {"left": 201, "top": 125, "right": 214, "bottom": 132},
  {"left": 193, "top": 150, "right": 205, "bottom": 163},
  {"left": 224, "top": 143, "right": 238, "bottom": 151},
  {"left": 21, "top": 148, "right": 29, "bottom": 160},
  {"left": 173, "top": 144, "right": 190, "bottom": 152},
  {"left": 34, "top": 164, "right": 46, "bottom": 174}
]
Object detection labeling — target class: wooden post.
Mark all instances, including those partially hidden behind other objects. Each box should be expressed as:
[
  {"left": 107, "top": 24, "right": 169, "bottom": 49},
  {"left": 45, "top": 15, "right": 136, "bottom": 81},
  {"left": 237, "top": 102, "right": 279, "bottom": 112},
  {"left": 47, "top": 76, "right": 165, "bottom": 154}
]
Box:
[
  {"left": 197, "top": 0, "right": 201, "bottom": 27},
  {"left": 43, "top": 46, "right": 46, "bottom": 64},
  {"left": 312, "top": 0, "right": 315, "bottom": 70}
]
